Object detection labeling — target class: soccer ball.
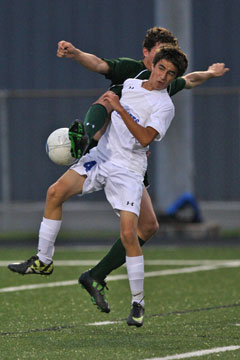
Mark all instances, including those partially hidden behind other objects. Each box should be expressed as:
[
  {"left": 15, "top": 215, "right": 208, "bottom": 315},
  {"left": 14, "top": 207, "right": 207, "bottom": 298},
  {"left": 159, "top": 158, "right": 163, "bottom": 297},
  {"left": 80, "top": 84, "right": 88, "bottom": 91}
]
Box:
[{"left": 46, "top": 128, "right": 75, "bottom": 166}]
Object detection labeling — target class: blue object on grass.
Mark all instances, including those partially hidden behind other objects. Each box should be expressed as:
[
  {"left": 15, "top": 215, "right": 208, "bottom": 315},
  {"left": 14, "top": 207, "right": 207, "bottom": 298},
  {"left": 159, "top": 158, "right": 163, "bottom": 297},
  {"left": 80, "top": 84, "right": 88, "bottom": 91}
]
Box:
[{"left": 166, "top": 192, "right": 202, "bottom": 223}]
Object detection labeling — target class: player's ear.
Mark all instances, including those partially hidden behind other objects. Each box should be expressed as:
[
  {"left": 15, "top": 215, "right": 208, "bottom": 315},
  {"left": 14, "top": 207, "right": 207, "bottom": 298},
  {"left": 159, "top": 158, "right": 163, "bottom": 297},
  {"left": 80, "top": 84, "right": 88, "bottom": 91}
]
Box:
[{"left": 142, "top": 47, "right": 149, "bottom": 58}]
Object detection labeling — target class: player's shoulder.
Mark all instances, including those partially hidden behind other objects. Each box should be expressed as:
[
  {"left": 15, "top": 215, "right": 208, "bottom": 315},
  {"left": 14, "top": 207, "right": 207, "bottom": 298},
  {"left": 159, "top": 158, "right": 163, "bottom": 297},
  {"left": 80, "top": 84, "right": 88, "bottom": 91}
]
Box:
[
  {"left": 104, "top": 57, "right": 142, "bottom": 66},
  {"left": 124, "top": 78, "right": 142, "bottom": 84},
  {"left": 168, "top": 77, "right": 186, "bottom": 96},
  {"left": 117, "top": 57, "right": 139, "bottom": 61},
  {"left": 117, "top": 57, "right": 143, "bottom": 64},
  {"left": 123, "top": 78, "right": 142, "bottom": 88},
  {"left": 161, "top": 89, "right": 175, "bottom": 102},
  {"left": 163, "top": 93, "right": 175, "bottom": 111},
  {"left": 153, "top": 89, "right": 175, "bottom": 110}
]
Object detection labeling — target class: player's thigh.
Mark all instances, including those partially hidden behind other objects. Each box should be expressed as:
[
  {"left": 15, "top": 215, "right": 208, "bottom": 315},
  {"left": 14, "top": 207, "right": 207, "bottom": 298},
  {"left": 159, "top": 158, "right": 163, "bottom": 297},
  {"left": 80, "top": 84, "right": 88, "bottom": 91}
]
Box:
[
  {"left": 138, "top": 187, "right": 158, "bottom": 229},
  {"left": 52, "top": 169, "right": 86, "bottom": 200},
  {"left": 120, "top": 210, "right": 139, "bottom": 240}
]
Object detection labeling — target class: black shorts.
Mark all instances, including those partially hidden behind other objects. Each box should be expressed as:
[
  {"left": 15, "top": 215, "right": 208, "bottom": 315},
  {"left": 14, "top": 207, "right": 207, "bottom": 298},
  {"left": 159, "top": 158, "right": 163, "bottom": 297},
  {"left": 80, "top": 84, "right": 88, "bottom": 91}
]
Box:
[
  {"left": 86, "top": 139, "right": 98, "bottom": 153},
  {"left": 143, "top": 171, "right": 149, "bottom": 188}
]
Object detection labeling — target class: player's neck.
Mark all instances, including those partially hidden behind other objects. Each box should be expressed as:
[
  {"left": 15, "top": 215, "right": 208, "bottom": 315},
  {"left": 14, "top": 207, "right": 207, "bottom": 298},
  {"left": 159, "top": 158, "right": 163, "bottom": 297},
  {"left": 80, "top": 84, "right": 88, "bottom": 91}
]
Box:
[
  {"left": 143, "top": 58, "right": 152, "bottom": 71},
  {"left": 141, "top": 80, "right": 153, "bottom": 91}
]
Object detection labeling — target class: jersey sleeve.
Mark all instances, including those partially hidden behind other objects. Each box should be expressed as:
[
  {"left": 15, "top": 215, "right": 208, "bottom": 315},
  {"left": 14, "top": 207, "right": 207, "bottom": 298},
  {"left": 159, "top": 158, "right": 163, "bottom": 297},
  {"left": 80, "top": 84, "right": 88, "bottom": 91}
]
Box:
[
  {"left": 167, "top": 77, "right": 186, "bottom": 96},
  {"left": 102, "top": 57, "right": 143, "bottom": 84},
  {"left": 147, "top": 103, "right": 175, "bottom": 141}
]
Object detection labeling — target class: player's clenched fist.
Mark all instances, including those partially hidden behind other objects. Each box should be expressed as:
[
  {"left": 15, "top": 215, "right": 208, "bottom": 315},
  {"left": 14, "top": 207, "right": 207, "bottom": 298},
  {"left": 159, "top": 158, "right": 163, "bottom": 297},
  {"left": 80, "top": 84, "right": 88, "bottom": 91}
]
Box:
[
  {"left": 207, "top": 63, "right": 230, "bottom": 77},
  {"left": 57, "top": 41, "right": 77, "bottom": 59},
  {"left": 102, "top": 91, "right": 122, "bottom": 112}
]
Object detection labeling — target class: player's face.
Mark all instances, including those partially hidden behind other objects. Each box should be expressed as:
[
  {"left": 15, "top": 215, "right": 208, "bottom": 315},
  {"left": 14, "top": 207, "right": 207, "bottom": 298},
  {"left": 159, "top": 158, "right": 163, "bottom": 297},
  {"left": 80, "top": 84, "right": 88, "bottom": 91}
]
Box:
[
  {"left": 149, "top": 59, "right": 177, "bottom": 90},
  {"left": 143, "top": 42, "right": 162, "bottom": 70}
]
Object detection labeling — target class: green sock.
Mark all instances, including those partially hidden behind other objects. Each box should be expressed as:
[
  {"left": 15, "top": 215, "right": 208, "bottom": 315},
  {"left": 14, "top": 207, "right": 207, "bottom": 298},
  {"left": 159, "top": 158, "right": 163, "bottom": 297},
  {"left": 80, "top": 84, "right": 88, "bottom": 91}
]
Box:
[
  {"left": 84, "top": 103, "right": 108, "bottom": 140},
  {"left": 90, "top": 236, "right": 145, "bottom": 283}
]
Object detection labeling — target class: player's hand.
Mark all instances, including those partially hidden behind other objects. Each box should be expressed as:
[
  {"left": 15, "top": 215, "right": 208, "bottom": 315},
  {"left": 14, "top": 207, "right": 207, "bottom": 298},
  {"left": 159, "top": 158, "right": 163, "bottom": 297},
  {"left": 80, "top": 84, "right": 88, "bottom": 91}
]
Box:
[
  {"left": 102, "top": 91, "right": 122, "bottom": 113},
  {"left": 68, "top": 119, "right": 89, "bottom": 159},
  {"left": 57, "top": 41, "right": 78, "bottom": 59},
  {"left": 207, "top": 63, "right": 230, "bottom": 77}
]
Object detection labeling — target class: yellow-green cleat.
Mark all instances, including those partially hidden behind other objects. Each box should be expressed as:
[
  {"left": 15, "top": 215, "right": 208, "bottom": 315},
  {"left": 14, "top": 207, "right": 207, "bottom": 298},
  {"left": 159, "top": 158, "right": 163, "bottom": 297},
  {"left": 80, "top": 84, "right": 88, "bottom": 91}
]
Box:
[
  {"left": 8, "top": 255, "right": 54, "bottom": 275},
  {"left": 127, "top": 302, "right": 144, "bottom": 327}
]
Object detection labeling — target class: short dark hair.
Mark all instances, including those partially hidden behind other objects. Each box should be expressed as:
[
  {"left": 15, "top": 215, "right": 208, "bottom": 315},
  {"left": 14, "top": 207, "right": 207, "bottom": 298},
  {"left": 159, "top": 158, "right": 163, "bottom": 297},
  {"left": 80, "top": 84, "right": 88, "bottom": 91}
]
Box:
[
  {"left": 142, "top": 26, "right": 178, "bottom": 51},
  {"left": 153, "top": 45, "right": 188, "bottom": 77}
]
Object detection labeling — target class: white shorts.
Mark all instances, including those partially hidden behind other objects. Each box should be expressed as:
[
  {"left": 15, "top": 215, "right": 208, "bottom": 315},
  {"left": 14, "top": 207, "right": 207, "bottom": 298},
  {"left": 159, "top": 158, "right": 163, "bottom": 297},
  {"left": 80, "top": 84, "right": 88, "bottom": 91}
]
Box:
[{"left": 70, "top": 152, "right": 144, "bottom": 217}]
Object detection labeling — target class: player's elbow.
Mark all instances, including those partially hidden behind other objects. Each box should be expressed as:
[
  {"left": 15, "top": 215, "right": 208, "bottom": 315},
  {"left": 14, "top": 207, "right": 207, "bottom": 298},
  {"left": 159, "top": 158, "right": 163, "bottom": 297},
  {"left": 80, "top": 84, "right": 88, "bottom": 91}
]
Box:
[
  {"left": 95, "top": 61, "right": 109, "bottom": 74},
  {"left": 140, "top": 127, "right": 159, "bottom": 147},
  {"left": 184, "top": 83, "right": 193, "bottom": 89},
  {"left": 138, "top": 137, "right": 152, "bottom": 148},
  {"left": 184, "top": 78, "right": 195, "bottom": 89},
  {"left": 139, "top": 133, "right": 158, "bottom": 147}
]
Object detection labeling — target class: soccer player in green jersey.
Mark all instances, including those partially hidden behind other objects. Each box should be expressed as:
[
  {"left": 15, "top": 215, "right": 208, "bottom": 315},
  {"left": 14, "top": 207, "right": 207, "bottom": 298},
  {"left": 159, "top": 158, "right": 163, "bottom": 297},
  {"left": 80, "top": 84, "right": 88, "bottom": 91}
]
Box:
[
  {"left": 56, "top": 27, "right": 229, "bottom": 314},
  {"left": 57, "top": 26, "right": 228, "bottom": 144},
  {"left": 57, "top": 27, "right": 181, "bottom": 145}
]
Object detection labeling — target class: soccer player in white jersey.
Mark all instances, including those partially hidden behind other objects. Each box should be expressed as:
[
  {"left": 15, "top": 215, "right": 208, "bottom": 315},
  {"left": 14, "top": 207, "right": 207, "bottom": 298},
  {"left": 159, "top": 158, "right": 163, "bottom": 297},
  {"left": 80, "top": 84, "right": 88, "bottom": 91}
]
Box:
[{"left": 8, "top": 45, "right": 188, "bottom": 327}]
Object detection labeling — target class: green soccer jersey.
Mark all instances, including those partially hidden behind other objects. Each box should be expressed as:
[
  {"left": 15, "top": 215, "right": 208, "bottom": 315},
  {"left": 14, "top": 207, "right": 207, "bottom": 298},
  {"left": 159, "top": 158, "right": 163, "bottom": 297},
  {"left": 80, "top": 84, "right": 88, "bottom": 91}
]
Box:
[{"left": 103, "top": 57, "right": 186, "bottom": 98}]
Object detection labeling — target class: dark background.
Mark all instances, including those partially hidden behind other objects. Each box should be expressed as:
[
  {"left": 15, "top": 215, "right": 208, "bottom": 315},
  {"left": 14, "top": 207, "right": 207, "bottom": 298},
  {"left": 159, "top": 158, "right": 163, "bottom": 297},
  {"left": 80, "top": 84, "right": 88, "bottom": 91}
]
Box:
[{"left": 0, "top": 0, "right": 238, "bottom": 203}]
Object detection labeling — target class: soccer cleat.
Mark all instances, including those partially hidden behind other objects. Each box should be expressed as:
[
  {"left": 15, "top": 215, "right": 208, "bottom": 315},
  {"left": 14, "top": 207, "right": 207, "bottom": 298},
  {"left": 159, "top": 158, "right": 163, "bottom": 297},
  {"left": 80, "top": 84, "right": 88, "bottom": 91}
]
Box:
[
  {"left": 68, "top": 119, "right": 89, "bottom": 159},
  {"left": 8, "top": 255, "right": 54, "bottom": 275},
  {"left": 79, "top": 270, "right": 110, "bottom": 313},
  {"left": 127, "top": 302, "right": 144, "bottom": 327}
]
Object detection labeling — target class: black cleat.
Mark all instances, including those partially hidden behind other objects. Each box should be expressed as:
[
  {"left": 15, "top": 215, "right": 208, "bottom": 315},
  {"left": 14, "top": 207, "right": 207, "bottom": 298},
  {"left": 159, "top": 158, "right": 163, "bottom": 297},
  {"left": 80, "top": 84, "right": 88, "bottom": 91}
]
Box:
[
  {"left": 68, "top": 119, "right": 89, "bottom": 159},
  {"left": 127, "top": 302, "right": 144, "bottom": 327},
  {"left": 8, "top": 255, "right": 54, "bottom": 275},
  {"left": 79, "top": 270, "right": 110, "bottom": 313}
]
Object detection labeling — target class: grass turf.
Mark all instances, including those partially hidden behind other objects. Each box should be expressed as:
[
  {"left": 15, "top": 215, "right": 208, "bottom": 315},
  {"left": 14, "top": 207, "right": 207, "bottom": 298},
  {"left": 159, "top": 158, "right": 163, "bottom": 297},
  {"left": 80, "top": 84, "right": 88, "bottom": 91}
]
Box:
[{"left": 1, "top": 246, "right": 240, "bottom": 360}]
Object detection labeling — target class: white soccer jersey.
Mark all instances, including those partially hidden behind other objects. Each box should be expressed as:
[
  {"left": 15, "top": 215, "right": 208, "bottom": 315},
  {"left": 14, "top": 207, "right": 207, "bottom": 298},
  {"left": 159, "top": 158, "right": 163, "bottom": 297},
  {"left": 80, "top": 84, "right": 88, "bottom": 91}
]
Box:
[{"left": 92, "top": 78, "right": 175, "bottom": 176}]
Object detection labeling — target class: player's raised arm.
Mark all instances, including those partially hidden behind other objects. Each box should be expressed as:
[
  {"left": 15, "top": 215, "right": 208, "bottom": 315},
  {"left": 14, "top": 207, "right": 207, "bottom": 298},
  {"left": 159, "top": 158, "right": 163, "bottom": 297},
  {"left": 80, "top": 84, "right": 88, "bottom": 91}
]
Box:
[
  {"left": 57, "top": 40, "right": 110, "bottom": 74},
  {"left": 183, "top": 62, "right": 230, "bottom": 89}
]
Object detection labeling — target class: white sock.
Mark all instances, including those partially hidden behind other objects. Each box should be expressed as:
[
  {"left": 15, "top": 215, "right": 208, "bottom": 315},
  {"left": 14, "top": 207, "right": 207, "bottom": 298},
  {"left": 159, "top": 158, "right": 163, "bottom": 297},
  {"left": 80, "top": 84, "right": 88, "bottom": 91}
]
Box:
[
  {"left": 126, "top": 255, "right": 144, "bottom": 307},
  {"left": 37, "top": 217, "right": 62, "bottom": 264}
]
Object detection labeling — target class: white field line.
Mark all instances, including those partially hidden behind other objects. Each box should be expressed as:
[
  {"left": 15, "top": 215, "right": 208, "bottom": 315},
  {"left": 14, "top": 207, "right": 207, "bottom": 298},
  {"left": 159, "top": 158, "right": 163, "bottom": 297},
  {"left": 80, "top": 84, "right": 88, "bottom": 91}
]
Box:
[
  {"left": 143, "top": 345, "right": 240, "bottom": 360},
  {"left": 1, "top": 259, "right": 240, "bottom": 267},
  {"left": 0, "top": 280, "right": 78, "bottom": 293},
  {"left": 87, "top": 320, "right": 122, "bottom": 326},
  {"left": 0, "top": 260, "right": 99, "bottom": 267},
  {"left": 1, "top": 262, "right": 240, "bottom": 293}
]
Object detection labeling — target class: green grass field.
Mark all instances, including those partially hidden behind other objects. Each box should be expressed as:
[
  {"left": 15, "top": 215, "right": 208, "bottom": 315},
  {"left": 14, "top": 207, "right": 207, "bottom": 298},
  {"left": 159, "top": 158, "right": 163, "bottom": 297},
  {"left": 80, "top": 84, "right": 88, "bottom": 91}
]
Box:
[{"left": 1, "top": 245, "right": 240, "bottom": 360}]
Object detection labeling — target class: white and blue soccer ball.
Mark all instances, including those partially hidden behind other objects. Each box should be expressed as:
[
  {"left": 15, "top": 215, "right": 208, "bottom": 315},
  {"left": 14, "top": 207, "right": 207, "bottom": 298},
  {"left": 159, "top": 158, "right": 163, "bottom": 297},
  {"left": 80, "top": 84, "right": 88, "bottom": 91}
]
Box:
[{"left": 46, "top": 128, "right": 75, "bottom": 166}]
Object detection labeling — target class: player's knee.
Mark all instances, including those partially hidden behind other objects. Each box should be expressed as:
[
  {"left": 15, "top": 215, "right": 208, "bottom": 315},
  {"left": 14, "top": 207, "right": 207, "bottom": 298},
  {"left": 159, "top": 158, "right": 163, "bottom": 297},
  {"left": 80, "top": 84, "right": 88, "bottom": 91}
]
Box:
[
  {"left": 120, "top": 228, "right": 137, "bottom": 247},
  {"left": 139, "top": 218, "right": 159, "bottom": 240},
  {"left": 151, "top": 218, "right": 159, "bottom": 236},
  {"left": 47, "top": 182, "right": 65, "bottom": 204}
]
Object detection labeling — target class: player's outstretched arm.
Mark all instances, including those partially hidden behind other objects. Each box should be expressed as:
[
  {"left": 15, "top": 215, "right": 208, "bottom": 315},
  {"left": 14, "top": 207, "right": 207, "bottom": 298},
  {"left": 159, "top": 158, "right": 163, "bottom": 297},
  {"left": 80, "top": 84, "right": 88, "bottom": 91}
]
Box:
[
  {"left": 57, "top": 40, "right": 109, "bottom": 74},
  {"left": 183, "top": 63, "right": 230, "bottom": 89}
]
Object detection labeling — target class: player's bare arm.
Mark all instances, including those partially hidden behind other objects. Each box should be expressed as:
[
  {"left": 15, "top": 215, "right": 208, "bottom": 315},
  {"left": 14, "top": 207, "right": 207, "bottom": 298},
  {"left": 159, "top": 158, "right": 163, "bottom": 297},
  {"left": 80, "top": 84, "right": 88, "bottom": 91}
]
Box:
[
  {"left": 57, "top": 40, "right": 109, "bottom": 74},
  {"left": 183, "top": 62, "right": 229, "bottom": 89},
  {"left": 103, "top": 91, "right": 158, "bottom": 147}
]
